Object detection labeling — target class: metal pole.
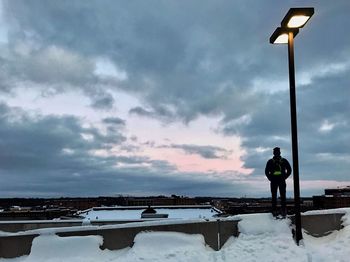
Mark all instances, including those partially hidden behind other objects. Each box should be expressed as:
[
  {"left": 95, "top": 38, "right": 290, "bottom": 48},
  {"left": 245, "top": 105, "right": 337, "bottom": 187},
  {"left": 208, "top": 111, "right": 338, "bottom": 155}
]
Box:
[
  {"left": 288, "top": 31, "right": 303, "bottom": 245},
  {"left": 217, "top": 219, "right": 221, "bottom": 250}
]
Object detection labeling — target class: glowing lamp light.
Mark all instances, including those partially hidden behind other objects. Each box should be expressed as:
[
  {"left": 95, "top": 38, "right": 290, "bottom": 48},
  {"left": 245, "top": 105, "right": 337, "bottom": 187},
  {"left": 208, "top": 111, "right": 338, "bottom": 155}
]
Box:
[
  {"left": 287, "top": 15, "right": 311, "bottom": 28},
  {"left": 273, "top": 33, "right": 288, "bottom": 44},
  {"left": 269, "top": 27, "right": 298, "bottom": 44},
  {"left": 281, "top": 7, "right": 314, "bottom": 28}
]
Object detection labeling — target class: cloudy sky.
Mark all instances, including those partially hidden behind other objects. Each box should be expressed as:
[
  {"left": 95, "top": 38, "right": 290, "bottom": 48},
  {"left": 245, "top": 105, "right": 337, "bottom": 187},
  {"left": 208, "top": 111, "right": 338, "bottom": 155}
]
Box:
[{"left": 0, "top": 0, "right": 349, "bottom": 198}]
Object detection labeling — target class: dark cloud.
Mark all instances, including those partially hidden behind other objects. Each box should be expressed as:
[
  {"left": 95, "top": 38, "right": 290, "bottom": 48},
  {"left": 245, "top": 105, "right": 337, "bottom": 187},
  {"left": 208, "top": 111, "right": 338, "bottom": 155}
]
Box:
[
  {"left": 0, "top": 103, "right": 126, "bottom": 169},
  {"left": 2, "top": 1, "right": 349, "bottom": 118},
  {"left": 230, "top": 59, "right": 350, "bottom": 184},
  {"left": 165, "top": 144, "right": 229, "bottom": 159},
  {"left": 102, "top": 117, "right": 126, "bottom": 126},
  {"left": 129, "top": 107, "right": 154, "bottom": 118},
  {"left": 0, "top": 0, "right": 349, "bottom": 196},
  {"left": 0, "top": 42, "right": 117, "bottom": 110},
  {"left": 89, "top": 92, "right": 115, "bottom": 110},
  {"left": 1, "top": 0, "right": 287, "bottom": 120},
  {"left": 0, "top": 102, "right": 260, "bottom": 197},
  {"left": 129, "top": 106, "right": 176, "bottom": 123}
]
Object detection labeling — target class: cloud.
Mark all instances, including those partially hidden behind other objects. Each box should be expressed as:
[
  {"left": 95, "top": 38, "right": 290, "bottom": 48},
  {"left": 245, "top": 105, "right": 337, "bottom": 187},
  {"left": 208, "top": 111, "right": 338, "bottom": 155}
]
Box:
[
  {"left": 129, "top": 106, "right": 176, "bottom": 122},
  {"left": 3, "top": 0, "right": 349, "bottom": 122},
  {"left": 0, "top": 41, "right": 119, "bottom": 109},
  {"left": 102, "top": 117, "right": 126, "bottom": 126},
  {"left": 229, "top": 63, "right": 350, "bottom": 184},
  {"left": 1, "top": 1, "right": 281, "bottom": 119},
  {"left": 0, "top": 102, "right": 263, "bottom": 197},
  {"left": 89, "top": 92, "right": 115, "bottom": 110},
  {"left": 0, "top": 0, "right": 349, "bottom": 196},
  {"left": 129, "top": 107, "right": 156, "bottom": 118},
  {"left": 165, "top": 144, "right": 230, "bottom": 159}
]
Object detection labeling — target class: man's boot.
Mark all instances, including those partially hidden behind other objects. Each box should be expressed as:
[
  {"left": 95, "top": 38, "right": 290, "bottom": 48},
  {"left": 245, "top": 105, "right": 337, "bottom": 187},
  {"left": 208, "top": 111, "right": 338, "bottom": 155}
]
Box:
[
  {"left": 272, "top": 210, "right": 278, "bottom": 217},
  {"left": 281, "top": 208, "right": 287, "bottom": 218}
]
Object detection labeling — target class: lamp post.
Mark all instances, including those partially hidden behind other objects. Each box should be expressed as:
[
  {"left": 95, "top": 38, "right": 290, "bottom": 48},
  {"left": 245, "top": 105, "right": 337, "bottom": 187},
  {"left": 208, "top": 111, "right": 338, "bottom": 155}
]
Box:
[{"left": 269, "top": 7, "right": 314, "bottom": 245}]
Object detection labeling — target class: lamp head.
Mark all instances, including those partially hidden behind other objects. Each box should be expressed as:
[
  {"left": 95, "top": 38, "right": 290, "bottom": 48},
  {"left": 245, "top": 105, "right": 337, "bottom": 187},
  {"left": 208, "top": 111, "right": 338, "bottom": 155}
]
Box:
[
  {"left": 281, "top": 7, "right": 314, "bottom": 28},
  {"left": 269, "top": 27, "right": 299, "bottom": 44}
]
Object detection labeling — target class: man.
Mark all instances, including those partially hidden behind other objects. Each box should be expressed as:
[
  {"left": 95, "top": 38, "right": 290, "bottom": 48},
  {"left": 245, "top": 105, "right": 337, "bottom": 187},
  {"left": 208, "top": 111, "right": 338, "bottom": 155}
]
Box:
[{"left": 265, "top": 147, "right": 292, "bottom": 218}]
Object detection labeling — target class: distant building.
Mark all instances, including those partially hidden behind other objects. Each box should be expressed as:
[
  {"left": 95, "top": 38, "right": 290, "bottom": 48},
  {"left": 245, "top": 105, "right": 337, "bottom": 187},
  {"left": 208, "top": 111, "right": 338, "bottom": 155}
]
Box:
[
  {"left": 0, "top": 208, "right": 74, "bottom": 221},
  {"left": 125, "top": 196, "right": 196, "bottom": 206},
  {"left": 0, "top": 196, "right": 198, "bottom": 220},
  {"left": 0, "top": 197, "right": 126, "bottom": 211},
  {"left": 313, "top": 186, "right": 350, "bottom": 209},
  {"left": 325, "top": 187, "right": 350, "bottom": 196},
  {"left": 50, "top": 198, "right": 99, "bottom": 210},
  {"left": 214, "top": 197, "right": 314, "bottom": 215}
]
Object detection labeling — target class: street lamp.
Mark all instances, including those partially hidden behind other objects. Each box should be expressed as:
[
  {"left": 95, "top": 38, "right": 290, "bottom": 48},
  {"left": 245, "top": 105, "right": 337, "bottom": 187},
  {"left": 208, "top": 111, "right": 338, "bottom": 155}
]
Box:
[{"left": 269, "top": 7, "right": 314, "bottom": 245}]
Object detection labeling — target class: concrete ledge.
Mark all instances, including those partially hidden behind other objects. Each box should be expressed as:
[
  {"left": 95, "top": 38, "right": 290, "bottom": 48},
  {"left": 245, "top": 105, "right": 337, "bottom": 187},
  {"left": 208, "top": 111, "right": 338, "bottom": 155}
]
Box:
[
  {"left": 0, "top": 234, "right": 39, "bottom": 258},
  {"left": 0, "top": 220, "right": 83, "bottom": 233},
  {"left": 0, "top": 219, "right": 239, "bottom": 258},
  {"left": 0, "top": 219, "right": 163, "bottom": 233},
  {"left": 301, "top": 213, "right": 345, "bottom": 237},
  {"left": 58, "top": 219, "right": 238, "bottom": 251}
]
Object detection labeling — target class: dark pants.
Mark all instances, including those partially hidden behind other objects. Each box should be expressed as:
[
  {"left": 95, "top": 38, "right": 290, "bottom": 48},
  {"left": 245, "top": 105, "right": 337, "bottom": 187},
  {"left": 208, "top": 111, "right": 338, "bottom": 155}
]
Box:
[{"left": 270, "top": 178, "right": 286, "bottom": 213}]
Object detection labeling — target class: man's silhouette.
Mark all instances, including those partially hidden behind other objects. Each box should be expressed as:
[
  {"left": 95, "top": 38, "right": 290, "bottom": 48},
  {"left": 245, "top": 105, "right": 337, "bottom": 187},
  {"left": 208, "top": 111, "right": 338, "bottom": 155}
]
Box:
[{"left": 265, "top": 147, "right": 292, "bottom": 217}]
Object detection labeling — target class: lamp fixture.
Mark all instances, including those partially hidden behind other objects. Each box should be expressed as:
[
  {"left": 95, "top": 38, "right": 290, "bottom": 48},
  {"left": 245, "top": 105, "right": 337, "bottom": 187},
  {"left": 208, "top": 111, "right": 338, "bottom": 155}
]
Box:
[
  {"left": 281, "top": 7, "right": 314, "bottom": 28},
  {"left": 269, "top": 27, "right": 299, "bottom": 44}
]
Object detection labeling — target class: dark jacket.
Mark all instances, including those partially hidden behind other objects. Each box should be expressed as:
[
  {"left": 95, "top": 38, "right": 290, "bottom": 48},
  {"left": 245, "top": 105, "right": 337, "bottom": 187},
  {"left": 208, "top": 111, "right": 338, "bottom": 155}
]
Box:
[{"left": 265, "top": 156, "right": 292, "bottom": 181}]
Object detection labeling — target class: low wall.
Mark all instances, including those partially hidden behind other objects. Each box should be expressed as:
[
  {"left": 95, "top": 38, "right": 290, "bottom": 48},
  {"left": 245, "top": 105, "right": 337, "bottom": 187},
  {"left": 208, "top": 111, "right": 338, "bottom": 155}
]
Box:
[
  {"left": 0, "top": 219, "right": 239, "bottom": 258},
  {"left": 0, "top": 220, "right": 82, "bottom": 233},
  {"left": 300, "top": 213, "right": 345, "bottom": 237},
  {"left": 0, "top": 220, "right": 153, "bottom": 233}
]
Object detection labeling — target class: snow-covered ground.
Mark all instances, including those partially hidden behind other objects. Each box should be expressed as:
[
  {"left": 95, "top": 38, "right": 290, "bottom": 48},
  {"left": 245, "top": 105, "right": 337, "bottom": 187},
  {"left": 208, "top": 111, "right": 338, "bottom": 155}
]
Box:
[
  {"left": 1, "top": 209, "right": 350, "bottom": 262},
  {"left": 81, "top": 206, "right": 219, "bottom": 220}
]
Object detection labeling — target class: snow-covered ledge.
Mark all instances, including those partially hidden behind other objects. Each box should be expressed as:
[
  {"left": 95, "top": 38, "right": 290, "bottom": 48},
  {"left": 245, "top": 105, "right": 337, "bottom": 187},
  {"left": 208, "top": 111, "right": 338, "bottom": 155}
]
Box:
[
  {"left": 1, "top": 209, "right": 349, "bottom": 259},
  {"left": 300, "top": 208, "right": 347, "bottom": 237},
  {"left": 0, "top": 218, "right": 240, "bottom": 258}
]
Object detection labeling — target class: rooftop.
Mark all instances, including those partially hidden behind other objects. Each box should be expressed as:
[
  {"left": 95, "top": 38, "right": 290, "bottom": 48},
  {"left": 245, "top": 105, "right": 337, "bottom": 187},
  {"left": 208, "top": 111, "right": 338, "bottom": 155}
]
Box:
[
  {"left": 80, "top": 205, "right": 221, "bottom": 221},
  {"left": 1, "top": 208, "right": 350, "bottom": 261}
]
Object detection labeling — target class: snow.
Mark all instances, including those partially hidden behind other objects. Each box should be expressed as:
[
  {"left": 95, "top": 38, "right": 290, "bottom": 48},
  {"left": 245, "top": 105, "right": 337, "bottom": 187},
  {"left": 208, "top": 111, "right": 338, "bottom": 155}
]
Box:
[
  {"left": 123, "top": 232, "right": 212, "bottom": 262},
  {"left": 81, "top": 207, "right": 219, "bottom": 220},
  {"left": 2, "top": 209, "right": 350, "bottom": 261},
  {"left": 235, "top": 213, "right": 290, "bottom": 235},
  {"left": 303, "top": 208, "right": 348, "bottom": 215},
  {"left": 20, "top": 235, "right": 112, "bottom": 262},
  {"left": 0, "top": 217, "right": 218, "bottom": 237},
  {"left": 220, "top": 213, "right": 307, "bottom": 261}
]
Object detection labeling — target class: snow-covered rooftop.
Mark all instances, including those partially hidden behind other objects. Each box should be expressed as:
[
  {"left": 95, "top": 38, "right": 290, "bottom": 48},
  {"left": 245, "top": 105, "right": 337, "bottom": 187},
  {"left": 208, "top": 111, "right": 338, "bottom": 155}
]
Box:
[
  {"left": 2, "top": 208, "right": 350, "bottom": 261},
  {"left": 80, "top": 205, "right": 220, "bottom": 221}
]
